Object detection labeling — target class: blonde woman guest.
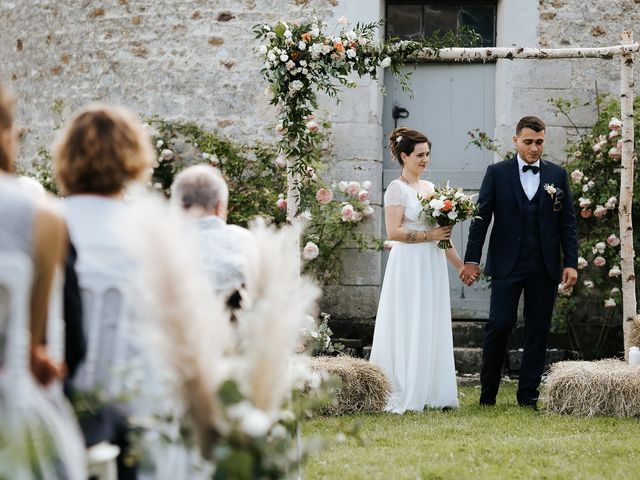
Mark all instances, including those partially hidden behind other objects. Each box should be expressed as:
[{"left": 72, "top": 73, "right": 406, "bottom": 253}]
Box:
[
  {"left": 369, "top": 127, "right": 464, "bottom": 414},
  {"left": 53, "top": 104, "right": 156, "bottom": 480}
]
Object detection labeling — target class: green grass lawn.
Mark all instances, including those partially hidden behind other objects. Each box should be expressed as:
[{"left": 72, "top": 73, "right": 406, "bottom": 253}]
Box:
[{"left": 303, "top": 383, "right": 640, "bottom": 479}]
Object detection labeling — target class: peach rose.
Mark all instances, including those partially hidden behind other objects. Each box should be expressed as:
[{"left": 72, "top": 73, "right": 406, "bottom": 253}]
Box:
[
  {"left": 580, "top": 208, "right": 592, "bottom": 219},
  {"left": 315, "top": 188, "right": 334, "bottom": 204}
]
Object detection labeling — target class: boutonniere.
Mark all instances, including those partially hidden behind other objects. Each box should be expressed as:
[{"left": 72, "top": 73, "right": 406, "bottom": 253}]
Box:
[
  {"left": 544, "top": 183, "right": 564, "bottom": 212},
  {"left": 543, "top": 183, "right": 557, "bottom": 198}
]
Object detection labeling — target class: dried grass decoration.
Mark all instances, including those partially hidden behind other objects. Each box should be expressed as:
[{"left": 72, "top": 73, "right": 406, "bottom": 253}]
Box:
[
  {"left": 543, "top": 359, "right": 640, "bottom": 417},
  {"left": 309, "top": 356, "right": 391, "bottom": 415}
]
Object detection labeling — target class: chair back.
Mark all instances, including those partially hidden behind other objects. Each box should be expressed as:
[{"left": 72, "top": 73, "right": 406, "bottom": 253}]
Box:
[
  {"left": 72, "top": 269, "right": 131, "bottom": 399},
  {"left": 0, "top": 252, "right": 33, "bottom": 408}
]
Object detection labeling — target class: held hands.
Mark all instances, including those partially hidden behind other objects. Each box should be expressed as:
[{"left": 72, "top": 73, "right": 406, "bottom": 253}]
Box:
[{"left": 459, "top": 263, "right": 480, "bottom": 286}]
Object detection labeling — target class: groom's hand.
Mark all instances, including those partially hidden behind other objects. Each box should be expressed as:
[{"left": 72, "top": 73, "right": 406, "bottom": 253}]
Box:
[
  {"left": 459, "top": 263, "right": 480, "bottom": 286},
  {"left": 560, "top": 267, "right": 578, "bottom": 292}
]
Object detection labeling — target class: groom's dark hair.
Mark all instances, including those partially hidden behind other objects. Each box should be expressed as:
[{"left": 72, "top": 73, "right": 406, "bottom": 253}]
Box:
[{"left": 516, "top": 116, "right": 545, "bottom": 134}]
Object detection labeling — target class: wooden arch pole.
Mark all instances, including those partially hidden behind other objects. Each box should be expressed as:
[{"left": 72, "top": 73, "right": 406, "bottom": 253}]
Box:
[{"left": 619, "top": 31, "right": 636, "bottom": 359}]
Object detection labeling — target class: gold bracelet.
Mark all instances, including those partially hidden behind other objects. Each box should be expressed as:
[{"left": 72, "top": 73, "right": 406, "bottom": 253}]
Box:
[{"left": 423, "top": 231, "right": 429, "bottom": 242}]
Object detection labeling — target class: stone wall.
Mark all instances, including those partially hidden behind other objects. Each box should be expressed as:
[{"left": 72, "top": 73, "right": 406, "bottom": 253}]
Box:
[
  {"left": 0, "top": 0, "right": 337, "bottom": 161},
  {"left": 495, "top": 0, "right": 640, "bottom": 164},
  {"left": 1, "top": 0, "right": 385, "bottom": 328}
]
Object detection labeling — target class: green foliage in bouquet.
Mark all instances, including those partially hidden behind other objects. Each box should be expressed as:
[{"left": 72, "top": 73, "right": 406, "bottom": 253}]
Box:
[{"left": 419, "top": 183, "right": 479, "bottom": 249}]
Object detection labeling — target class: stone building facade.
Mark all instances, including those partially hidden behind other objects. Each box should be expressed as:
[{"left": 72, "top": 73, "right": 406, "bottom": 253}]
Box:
[{"left": 2, "top": 0, "right": 639, "bottom": 335}]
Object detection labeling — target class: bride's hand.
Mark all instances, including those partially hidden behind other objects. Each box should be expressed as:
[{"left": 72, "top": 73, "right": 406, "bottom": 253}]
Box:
[{"left": 427, "top": 225, "right": 452, "bottom": 241}]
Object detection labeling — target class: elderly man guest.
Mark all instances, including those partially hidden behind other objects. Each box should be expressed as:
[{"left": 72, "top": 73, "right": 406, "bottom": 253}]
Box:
[{"left": 171, "top": 165, "right": 252, "bottom": 309}]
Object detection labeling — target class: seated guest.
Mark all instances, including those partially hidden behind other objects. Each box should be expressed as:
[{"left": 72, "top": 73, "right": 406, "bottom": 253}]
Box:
[
  {"left": 53, "top": 103, "right": 157, "bottom": 480},
  {"left": 0, "top": 85, "right": 86, "bottom": 479},
  {"left": 170, "top": 165, "right": 253, "bottom": 309}
]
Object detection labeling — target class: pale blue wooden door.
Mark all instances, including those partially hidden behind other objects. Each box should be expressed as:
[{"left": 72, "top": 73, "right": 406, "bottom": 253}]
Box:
[{"left": 382, "top": 63, "right": 495, "bottom": 318}]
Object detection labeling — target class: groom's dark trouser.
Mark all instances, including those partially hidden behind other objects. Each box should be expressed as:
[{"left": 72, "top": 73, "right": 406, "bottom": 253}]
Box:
[{"left": 480, "top": 255, "right": 557, "bottom": 405}]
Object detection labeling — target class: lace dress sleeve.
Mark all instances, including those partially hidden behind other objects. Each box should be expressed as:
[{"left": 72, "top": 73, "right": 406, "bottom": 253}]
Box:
[{"left": 384, "top": 181, "right": 406, "bottom": 207}]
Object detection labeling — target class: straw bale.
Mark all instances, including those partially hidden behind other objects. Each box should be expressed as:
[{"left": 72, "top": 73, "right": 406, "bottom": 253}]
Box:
[
  {"left": 309, "top": 356, "right": 391, "bottom": 416},
  {"left": 628, "top": 317, "right": 640, "bottom": 351},
  {"left": 542, "top": 359, "right": 640, "bottom": 417}
]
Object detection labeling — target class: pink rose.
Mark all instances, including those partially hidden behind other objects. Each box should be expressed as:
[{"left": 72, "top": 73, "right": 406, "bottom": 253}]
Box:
[
  {"left": 605, "top": 196, "right": 617, "bottom": 209},
  {"left": 593, "top": 256, "right": 606, "bottom": 267},
  {"left": 315, "top": 188, "right": 334, "bottom": 204},
  {"left": 305, "top": 120, "right": 319, "bottom": 133},
  {"left": 608, "top": 129, "right": 620, "bottom": 140},
  {"left": 341, "top": 204, "right": 355, "bottom": 222},
  {"left": 607, "top": 234, "right": 620, "bottom": 247},
  {"left": 593, "top": 205, "right": 607, "bottom": 218},
  {"left": 608, "top": 147, "right": 621, "bottom": 159},
  {"left": 302, "top": 241, "right": 319, "bottom": 260},
  {"left": 570, "top": 170, "right": 584, "bottom": 183},
  {"left": 274, "top": 154, "right": 287, "bottom": 168},
  {"left": 345, "top": 181, "right": 361, "bottom": 197},
  {"left": 383, "top": 240, "right": 394, "bottom": 251},
  {"left": 604, "top": 298, "right": 617, "bottom": 308},
  {"left": 577, "top": 257, "right": 588, "bottom": 269},
  {"left": 276, "top": 198, "right": 287, "bottom": 210},
  {"left": 608, "top": 117, "right": 622, "bottom": 130},
  {"left": 358, "top": 190, "right": 369, "bottom": 202}
]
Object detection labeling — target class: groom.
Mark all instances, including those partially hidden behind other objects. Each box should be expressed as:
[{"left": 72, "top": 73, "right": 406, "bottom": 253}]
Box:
[{"left": 460, "top": 116, "right": 578, "bottom": 408}]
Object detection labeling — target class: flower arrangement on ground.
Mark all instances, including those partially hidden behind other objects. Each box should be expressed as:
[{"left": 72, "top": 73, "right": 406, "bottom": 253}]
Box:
[{"left": 419, "top": 183, "right": 479, "bottom": 249}]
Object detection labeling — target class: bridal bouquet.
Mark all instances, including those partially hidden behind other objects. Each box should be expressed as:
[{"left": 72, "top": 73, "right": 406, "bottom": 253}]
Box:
[{"left": 420, "top": 183, "right": 479, "bottom": 249}]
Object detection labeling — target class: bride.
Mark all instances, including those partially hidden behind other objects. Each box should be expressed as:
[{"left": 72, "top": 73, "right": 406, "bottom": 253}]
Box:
[{"left": 369, "top": 127, "right": 466, "bottom": 414}]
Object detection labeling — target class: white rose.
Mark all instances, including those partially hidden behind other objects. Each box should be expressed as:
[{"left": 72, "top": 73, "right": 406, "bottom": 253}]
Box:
[
  {"left": 604, "top": 298, "right": 616, "bottom": 308},
  {"left": 447, "top": 211, "right": 458, "bottom": 220},
  {"left": 363, "top": 206, "right": 375, "bottom": 216},
  {"left": 380, "top": 57, "right": 391, "bottom": 68},
  {"left": 284, "top": 29, "right": 292, "bottom": 38},
  {"left": 362, "top": 180, "right": 372, "bottom": 190},
  {"left": 160, "top": 149, "right": 174, "bottom": 161},
  {"left": 240, "top": 408, "right": 272, "bottom": 438},
  {"left": 570, "top": 169, "right": 584, "bottom": 183},
  {"left": 298, "top": 41, "right": 306, "bottom": 51},
  {"left": 577, "top": 257, "right": 588, "bottom": 269},
  {"left": 302, "top": 241, "right": 319, "bottom": 260},
  {"left": 346, "top": 48, "right": 357, "bottom": 59},
  {"left": 155, "top": 139, "right": 164, "bottom": 149},
  {"left": 609, "top": 266, "right": 622, "bottom": 277},
  {"left": 338, "top": 181, "right": 348, "bottom": 192},
  {"left": 280, "top": 53, "right": 289, "bottom": 62},
  {"left": 267, "top": 51, "right": 276, "bottom": 62},
  {"left": 259, "top": 45, "right": 268, "bottom": 54}
]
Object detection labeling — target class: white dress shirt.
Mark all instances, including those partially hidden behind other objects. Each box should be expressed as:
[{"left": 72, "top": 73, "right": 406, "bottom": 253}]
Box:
[{"left": 517, "top": 155, "right": 541, "bottom": 200}]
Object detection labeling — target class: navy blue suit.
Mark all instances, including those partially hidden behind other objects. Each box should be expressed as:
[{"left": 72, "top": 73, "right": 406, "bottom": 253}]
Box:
[{"left": 464, "top": 156, "right": 578, "bottom": 405}]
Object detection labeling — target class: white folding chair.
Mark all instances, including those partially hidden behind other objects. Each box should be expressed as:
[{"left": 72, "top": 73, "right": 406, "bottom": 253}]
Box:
[
  {"left": 0, "top": 252, "right": 32, "bottom": 409},
  {"left": 72, "top": 269, "right": 131, "bottom": 399}
]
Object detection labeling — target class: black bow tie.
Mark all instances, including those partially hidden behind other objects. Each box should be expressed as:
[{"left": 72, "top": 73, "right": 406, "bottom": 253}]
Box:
[{"left": 522, "top": 164, "right": 540, "bottom": 174}]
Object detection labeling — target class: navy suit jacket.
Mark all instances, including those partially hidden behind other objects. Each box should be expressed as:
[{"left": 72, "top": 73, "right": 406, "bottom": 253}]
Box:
[{"left": 464, "top": 156, "right": 578, "bottom": 280}]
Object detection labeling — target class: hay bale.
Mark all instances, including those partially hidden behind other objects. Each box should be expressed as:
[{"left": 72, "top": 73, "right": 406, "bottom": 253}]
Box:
[
  {"left": 628, "top": 317, "right": 640, "bottom": 352},
  {"left": 542, "top": 359, "right": 640, "bottom": 417},
  {"left": 308, "top": 356, "right": 391, "bottom": 416}
]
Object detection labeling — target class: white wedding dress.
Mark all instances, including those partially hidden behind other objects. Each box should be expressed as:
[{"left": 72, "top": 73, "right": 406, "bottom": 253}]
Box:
[{"left": 370, "top": 179, "right": 459, "bottom": 413}]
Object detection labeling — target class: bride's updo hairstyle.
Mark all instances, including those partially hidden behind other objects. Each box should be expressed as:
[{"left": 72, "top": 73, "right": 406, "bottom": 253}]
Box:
[{"left": 389, "top": 127, "right": 431, "bottom": 166}]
